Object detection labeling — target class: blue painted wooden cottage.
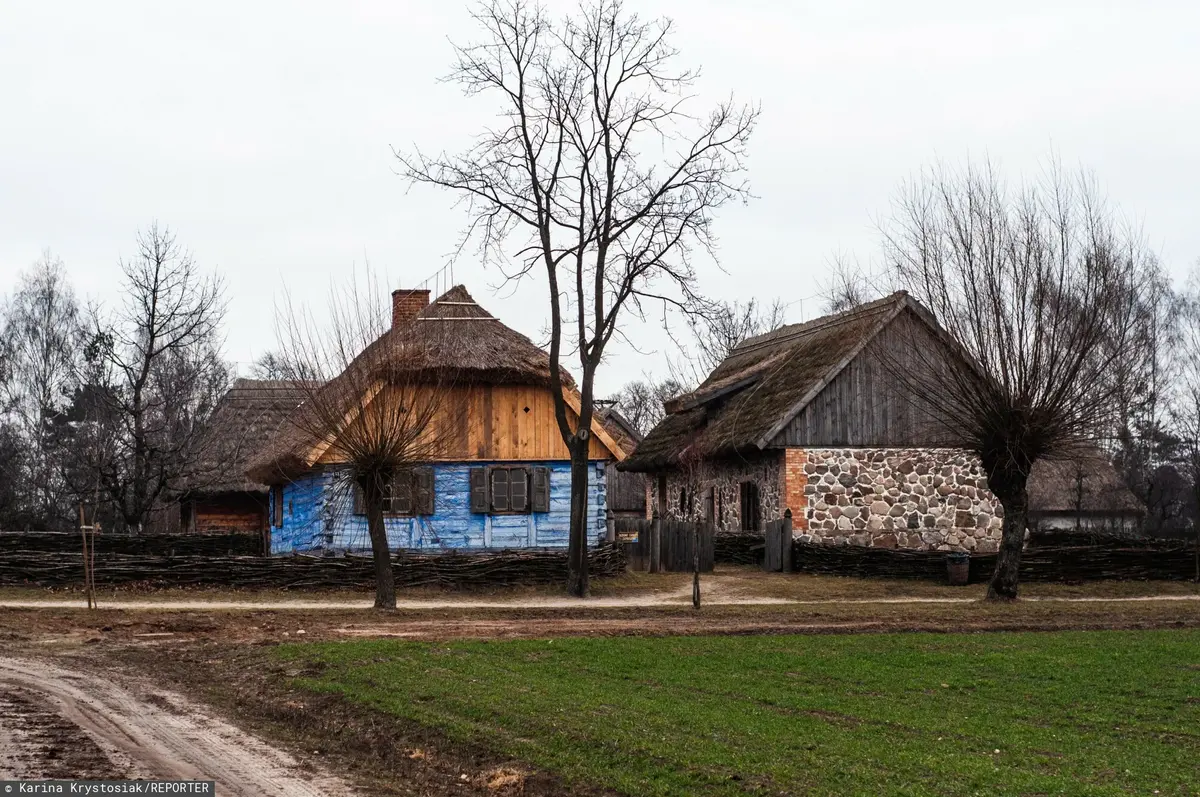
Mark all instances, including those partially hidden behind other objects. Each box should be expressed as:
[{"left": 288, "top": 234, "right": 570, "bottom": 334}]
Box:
[{"left": 245, "top": 285, "right": 630, "bottom": 554}]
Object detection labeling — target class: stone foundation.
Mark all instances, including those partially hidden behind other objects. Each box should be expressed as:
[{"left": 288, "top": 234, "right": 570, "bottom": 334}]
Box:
[{"left": 796, "top": 448, "right": 1004, "bottom": 553}]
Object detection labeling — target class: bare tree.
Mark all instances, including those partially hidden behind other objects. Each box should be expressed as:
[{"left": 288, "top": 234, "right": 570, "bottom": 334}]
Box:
[
  {"left": 1172, "top": 263, "right": 1200, "bottom": 578},
  {"left": 401, "top": 0, "right": 757, "bottom": 596},
  {"left": 0, "top": 252, "right": 82, "bottom": 528},
  {"left": 263, "top": 275, "right": 463, "bottom": 609},
  {"left": 882, "top": 160, "right": 1157, "bottom": 600},
  {"left": 85, "top": 224, "right": 229, "bottom": 532},
  {"left": 668, "top": 298, "right": 786, "bottom": 388},
  {"left": 818, "top": 255, "right": 875, "bottom": 315},
  {"left": 611, "top": 376, "right": 686, "bottom": 436},
  {"left": 1111, "top": 266, "right": 1183, "bottom": 534}
]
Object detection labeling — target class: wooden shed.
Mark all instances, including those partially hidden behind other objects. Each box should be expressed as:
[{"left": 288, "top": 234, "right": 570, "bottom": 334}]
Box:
[{"left": 179, "top": 379, "right": 308, "bottom": 540}]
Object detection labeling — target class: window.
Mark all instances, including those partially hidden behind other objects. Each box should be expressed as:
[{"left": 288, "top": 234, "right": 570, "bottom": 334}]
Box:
[
  {"left": 470, "top": 466, "right": 551, "bottom": 514},
  {"left": 352, "top": 468, "right": 435, "bottom": 516},
  {"left": 272, "top": 486, "right": 283, "bottom": 528},
  {"left": 740, "top": 481, "right": 761, "bottom": 532}
]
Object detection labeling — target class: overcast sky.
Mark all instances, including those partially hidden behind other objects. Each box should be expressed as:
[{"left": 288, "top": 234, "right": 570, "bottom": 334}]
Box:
[{"left": 2, "top": 0, "right": 1197, "bottom": 395}]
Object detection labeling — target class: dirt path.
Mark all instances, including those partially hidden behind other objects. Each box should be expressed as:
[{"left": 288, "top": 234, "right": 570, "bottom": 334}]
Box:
[
  {"left": 0, "top": 590, "right": 1196, "bottom": 611},
  {"left": 0, "top": 657, "right": 357, "bottom": 795}
]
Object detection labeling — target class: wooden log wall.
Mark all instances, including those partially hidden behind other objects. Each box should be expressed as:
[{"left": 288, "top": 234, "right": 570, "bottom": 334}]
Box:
[{"left": 0, "top": 545, "right": 627, "bottom": 590}]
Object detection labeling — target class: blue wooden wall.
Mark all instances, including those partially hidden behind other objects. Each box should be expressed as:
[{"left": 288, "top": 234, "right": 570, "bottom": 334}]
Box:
[{"left": 270, "top": 461, "right": 608, "bottom": 554}]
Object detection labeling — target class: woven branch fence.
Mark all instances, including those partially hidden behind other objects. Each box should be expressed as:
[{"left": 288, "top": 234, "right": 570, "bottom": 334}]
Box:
[
  {"left": 0, "top": 531, "right": 263, "bottom": 557},
  {"left": 713, "top": 532, "right": 1197, "bottom": 582},
  {"left": 0, "top": 545, "right": 627, "bottom": 590}
]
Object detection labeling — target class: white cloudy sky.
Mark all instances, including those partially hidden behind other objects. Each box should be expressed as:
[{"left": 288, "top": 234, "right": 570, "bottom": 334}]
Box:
[{"left": 2, "top": 0, "right": 1197, "bottom": 395}]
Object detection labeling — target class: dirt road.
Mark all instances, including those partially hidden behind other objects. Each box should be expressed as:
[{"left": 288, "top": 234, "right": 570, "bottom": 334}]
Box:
[{"left": 0, "top": 657, "right": 356, "bottom": 796}]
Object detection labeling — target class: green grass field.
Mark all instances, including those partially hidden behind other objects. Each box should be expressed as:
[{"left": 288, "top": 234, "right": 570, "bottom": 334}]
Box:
[{"left": 277, "top": 631, "right": 1200, "bottom": 796}]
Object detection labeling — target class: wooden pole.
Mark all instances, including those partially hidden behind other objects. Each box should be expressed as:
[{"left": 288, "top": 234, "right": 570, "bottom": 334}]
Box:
[
  {"left": 692, "top": 523, "right": 701, "bottom": 609},
  {"left": 782, "top": 509, "right": 794, "bottom": 574},
  {"left": 651, "top": 472, "right": 667, "bottom": 574},
  {"left": 79, "top": 504, "right": 92, "bottom": 610}
]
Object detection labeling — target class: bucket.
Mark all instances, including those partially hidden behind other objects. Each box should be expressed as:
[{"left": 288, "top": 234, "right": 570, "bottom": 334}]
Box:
[{"left": 946, "top": 551, "right": 970, "bottom": 586}]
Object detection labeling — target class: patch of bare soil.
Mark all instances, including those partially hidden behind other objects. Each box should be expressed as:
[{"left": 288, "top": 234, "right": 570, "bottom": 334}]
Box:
[
  {"left": 117, "top": 645, "right": 615, "bottom": 797},
  {"left": 0, "top": 657, "right": 356, "bottom": 796}
]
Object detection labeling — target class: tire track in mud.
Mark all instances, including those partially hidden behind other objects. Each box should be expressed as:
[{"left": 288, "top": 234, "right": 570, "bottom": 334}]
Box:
[{"left": 0, "top": 658, "right": 357, "bottom": 796}]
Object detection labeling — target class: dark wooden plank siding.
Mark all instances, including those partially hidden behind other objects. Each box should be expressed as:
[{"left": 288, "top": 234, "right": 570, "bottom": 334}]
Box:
[{"left": 771, "top": 311, "right": 945, "bottom": 448}]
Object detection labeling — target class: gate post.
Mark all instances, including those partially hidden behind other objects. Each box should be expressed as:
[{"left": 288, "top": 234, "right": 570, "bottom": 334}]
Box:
[
  {"left": 650, "top": 510, "right": 662, "bottom": 574},
  {"left": 782, "top": 509, "right": 794, "bottom": 573}
]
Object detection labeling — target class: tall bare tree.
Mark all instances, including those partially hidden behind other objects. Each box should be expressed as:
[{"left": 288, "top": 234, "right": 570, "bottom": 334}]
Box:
[
  {"left": 0, "top": 252, "right": 82, "bottom": 528},
  {"left": 882, "top": 160, "right": 1157, "bottom": 600},
  {"left": 86, "top": 224, "right": 228, "bottom": 532},
  {"left": 610, "top": 376, "right": 686, "bottom": 437},
  {"left": 668, "top": 298, "right": 786, "bottom": 388},
  {"left": 818, "top": 255, "right": 875, "bottom": 315},
  {"left": 262, "top": 275, "right": 463, "bottom": 609},
  {"left": 401, "top": 0, "right": 757, "bottom": 596},
  {"left": 1172, "top": 263, "right": 1200, "bottom": 577}
]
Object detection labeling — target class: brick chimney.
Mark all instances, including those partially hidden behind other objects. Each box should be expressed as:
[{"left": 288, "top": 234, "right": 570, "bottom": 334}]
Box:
[{"left": 391, "top": 288, "right": 430, "bottom": 328}]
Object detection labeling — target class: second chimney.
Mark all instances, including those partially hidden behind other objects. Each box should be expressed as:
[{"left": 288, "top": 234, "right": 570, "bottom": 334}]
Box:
[{"left": 391, "top": 288, "right": 431, "bottom": 328}]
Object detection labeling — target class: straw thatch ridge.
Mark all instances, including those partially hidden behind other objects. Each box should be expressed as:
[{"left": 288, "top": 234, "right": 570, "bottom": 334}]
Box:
[
  {"left": 183, "top": 379, "right": 310, "bottom": 496},
  {"left": 1027, "top": 450, "right": 1144, "bottom": 516},
  {"left": 245, "top": 285, "right": 614, "bottom": 483},
  {"left": 621, "top": 292, "right": 911, "bottom": 471}
]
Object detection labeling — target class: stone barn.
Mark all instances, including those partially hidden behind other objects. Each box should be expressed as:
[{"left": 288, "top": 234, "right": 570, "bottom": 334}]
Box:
[{"left": 619, "top": 292, "right": 1142, "bottom": 552}]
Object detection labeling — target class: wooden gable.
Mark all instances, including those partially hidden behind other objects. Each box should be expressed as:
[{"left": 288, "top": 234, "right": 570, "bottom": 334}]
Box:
[
  {"left": 767, "top": 307, "right": 956, "bottom": 448},
  {"left": 313, "top": 383, "right": 622, "bottom": 466}
]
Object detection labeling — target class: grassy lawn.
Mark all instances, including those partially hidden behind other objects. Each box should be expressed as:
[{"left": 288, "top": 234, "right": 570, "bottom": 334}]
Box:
[{"left": 276, "top": 631, "right": 1199, "bottom": 796}]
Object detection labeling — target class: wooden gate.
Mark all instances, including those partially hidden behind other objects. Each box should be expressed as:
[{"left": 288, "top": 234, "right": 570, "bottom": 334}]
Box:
[
  {"left": 763, "top": 512, "right": 794, "bottom": 572},
  {"left": 616, "top": 518, "right": 714, "bottom": 573}
]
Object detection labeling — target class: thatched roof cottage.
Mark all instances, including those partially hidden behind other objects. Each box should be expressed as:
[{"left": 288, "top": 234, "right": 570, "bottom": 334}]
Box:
[
  {"left": 179, "top": 378, "right": 308, "bottom": 539},
  {"left": 620, "top": 292, "right": 1143, "bottom": 551},
  {"left": 245, "top": 285, "right": 631, "bottom": 554}
]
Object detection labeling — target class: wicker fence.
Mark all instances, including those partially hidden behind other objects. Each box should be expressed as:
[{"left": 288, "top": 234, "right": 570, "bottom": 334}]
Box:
[
  {"left": 713, "top": 530, "right": 1198, "bottom": 583},
  {"left": 0, "top": 545, "right": 627, "bottom": 590},
  {"left": 0, "top": 531, "right": 263, "bottom": 557}
]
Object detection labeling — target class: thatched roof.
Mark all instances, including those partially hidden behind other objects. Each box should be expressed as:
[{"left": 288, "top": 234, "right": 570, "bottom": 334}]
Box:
[
  {"left": 1028, "top": 451, "right": 1144, "bottom": 515},
  {"left": 622, "top": 293, "right": 913, "bottom": 471},
  {"left": 595, "top": 406, "right": 641, "bottom": 456},
  {"left": 246, "top": 285, "right": 622, "bottom": 483},
  {"left": 183, "top": 379, "right": 310, "bottom": 496}
]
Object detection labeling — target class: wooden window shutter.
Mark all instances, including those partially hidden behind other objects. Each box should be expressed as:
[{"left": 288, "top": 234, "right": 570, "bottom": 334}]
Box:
[
  {"left": 273, "top": 486, "right": 284, "bottom": 528},
  {"left": 469, "top": 467, "right": 489, "bottom": 514},
  {"left": 491, "top": 468, "right": 510, "bottom": 512},
  {"left": 390, "top": 471, "right": 414, "bottom": 515},
  {"left": 352, "top": 482, "right": 365, "bottom": 516},
  {"left": 531, "top": 467, "right": 550, "bottom": 513},
  {"left": 510, "top": 467, "right": 529, "bottom": 513},
  {"left": 415, "top": 467, "right": 435, "bottom": 516}
]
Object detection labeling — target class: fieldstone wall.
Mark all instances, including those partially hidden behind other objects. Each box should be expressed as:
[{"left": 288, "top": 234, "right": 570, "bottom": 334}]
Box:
[
  {"left": 798, "top": 448, "right": 1005, "bottom": 553},
  {"left": 649, "top": 454, "right": 784, "bottom": 531}
]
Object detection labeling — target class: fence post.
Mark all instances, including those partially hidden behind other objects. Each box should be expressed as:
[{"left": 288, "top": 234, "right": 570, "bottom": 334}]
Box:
[
  {"left": 782, "top": 509, "right": 793, "bottom": 573},
  {"left": 650, "top": 510, "right": 662, "bottom": 573}
]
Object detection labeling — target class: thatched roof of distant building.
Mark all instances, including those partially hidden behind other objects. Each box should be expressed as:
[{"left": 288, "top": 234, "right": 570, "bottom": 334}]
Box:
[
  {"left": 622, "top": 292, "right": 914, "bottom": 472},
  {"left": 183, "top": 379, "right": 310, "bottom": 497},
  {"left": 245, "top": 285, "right": 628, "bottom": 483},
  {"left": 1027, "top": 451, "right": 1144, "bottom": 516}
]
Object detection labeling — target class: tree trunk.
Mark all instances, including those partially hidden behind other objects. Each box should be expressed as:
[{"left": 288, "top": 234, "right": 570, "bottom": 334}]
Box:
[
  {"left": 565, "top": 445, "right": 590, "bottom": 598},
  {"left": 987, "top": 484, "right": 1029, "bottom": 601},
  {"left": 360, "top": 477, "right": 396, "bottom": 610}
]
